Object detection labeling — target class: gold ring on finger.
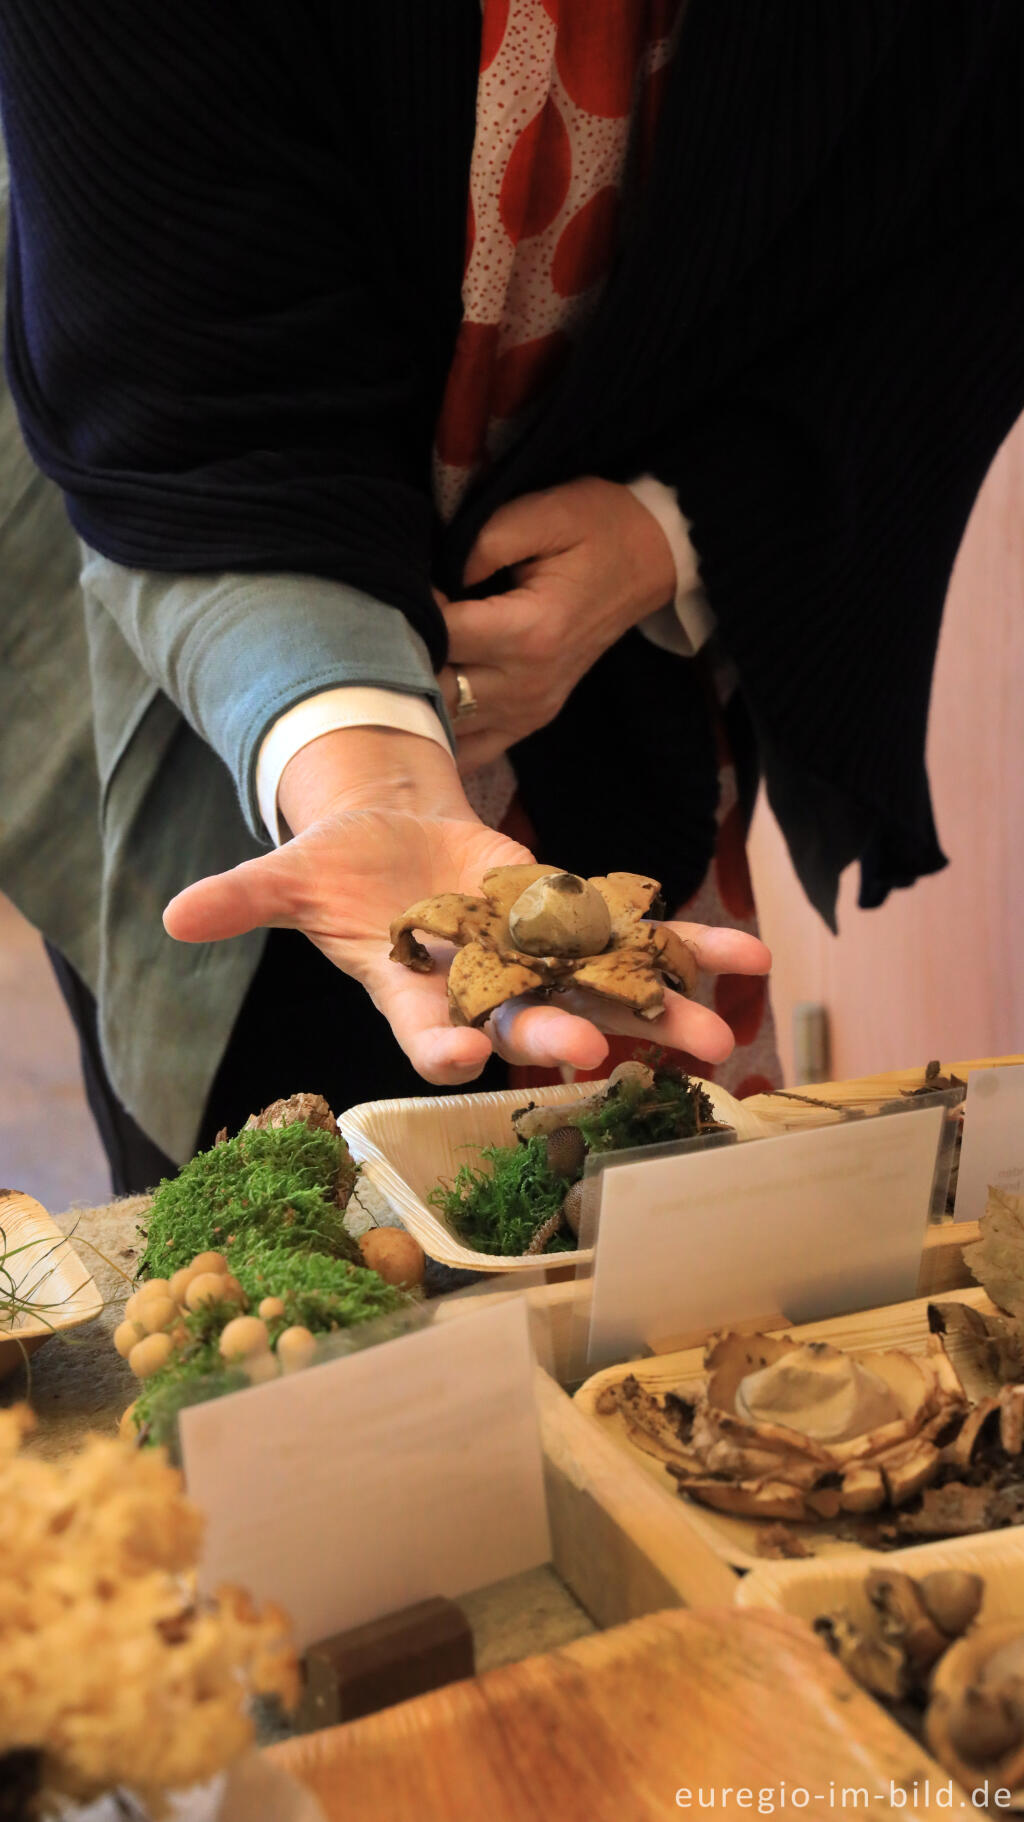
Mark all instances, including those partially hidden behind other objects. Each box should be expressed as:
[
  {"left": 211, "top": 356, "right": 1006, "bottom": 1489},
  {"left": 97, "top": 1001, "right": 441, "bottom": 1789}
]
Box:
[{"left": 454, "top": 669, "right": 479, "bottom": 722}]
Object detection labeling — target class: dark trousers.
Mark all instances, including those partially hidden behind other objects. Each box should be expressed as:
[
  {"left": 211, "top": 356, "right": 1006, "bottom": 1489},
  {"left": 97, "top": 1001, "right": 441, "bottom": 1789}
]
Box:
[{"left": 48, "top": 929, "right": 510, "bottom": 1195}]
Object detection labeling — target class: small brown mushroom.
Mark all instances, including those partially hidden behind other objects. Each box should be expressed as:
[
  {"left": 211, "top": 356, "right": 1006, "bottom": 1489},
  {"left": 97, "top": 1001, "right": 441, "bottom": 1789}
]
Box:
[
  {"left": 917, "top": 1569, "right": 985, "bottom": 1639},
  {"left": 864, "top": 1569, "right": 948, "bottom": 1673},
  {"left": 927, "top": 1624, "right": 1024, "bottom": 1793}
]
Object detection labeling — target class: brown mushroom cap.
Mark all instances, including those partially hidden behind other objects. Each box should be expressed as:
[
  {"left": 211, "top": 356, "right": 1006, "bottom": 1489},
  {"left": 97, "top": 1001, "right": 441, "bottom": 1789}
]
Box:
[
  {"left": 927, "top": 1624, "right": 1024, "bottom": 1794},
  {"left": 918, "top": 1569, "right": 985, "bottom": 1638}
]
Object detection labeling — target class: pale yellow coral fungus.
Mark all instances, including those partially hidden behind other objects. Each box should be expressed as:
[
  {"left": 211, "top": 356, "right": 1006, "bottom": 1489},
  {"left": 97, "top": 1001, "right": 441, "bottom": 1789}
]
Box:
[{"left": 0, "top": 1407, "right": 297, "bottom": 1810}]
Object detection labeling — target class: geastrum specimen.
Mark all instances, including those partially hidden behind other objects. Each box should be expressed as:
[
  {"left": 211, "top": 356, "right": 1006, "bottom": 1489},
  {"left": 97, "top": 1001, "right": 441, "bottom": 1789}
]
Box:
[
  {"left": 598, "top": 1329, "right": 968, "bottom": 1522},
  {"left": 390, "top": 864, "right": 698, "bottom": 1028}
]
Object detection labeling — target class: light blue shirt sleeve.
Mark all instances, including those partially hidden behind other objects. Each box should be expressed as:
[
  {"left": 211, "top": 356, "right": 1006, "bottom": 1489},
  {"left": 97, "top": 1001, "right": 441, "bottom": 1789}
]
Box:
[{"left": 79, "top": 550, "right": 453, "bottom": 840}]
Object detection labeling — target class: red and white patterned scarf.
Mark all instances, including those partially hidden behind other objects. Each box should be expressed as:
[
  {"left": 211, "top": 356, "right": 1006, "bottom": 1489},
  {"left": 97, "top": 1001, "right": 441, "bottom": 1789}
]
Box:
[{"left": 433, "top": 0, "right": 684, "bottom": 520}]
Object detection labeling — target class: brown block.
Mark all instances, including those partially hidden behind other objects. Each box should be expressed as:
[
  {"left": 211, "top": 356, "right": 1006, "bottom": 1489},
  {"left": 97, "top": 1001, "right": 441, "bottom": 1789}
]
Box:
[{"left": 294, "top": 1596, "right": 475, "bottom": 1731}]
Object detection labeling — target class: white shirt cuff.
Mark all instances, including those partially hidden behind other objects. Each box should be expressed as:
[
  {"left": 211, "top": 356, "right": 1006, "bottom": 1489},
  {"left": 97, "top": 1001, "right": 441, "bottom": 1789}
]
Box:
[
  {"left": 256, "top": 687, "right": 450, "bottom": 845},
  {"left": 626, "top": 473, "right": 717, "bottom": 658}
]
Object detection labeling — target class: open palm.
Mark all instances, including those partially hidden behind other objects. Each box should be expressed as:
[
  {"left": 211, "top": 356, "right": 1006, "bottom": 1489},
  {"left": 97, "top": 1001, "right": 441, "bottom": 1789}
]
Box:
[{"left": 164, "top": 808, "right": 770, "bottom": 1084}]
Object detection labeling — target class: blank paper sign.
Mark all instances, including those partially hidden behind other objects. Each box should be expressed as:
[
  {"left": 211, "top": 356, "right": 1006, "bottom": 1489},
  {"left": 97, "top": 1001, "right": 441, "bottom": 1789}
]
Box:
[
  {"left": 586, "top": 1106, "right": 944, "bottom": 1371},
  {"left": 954, "top": 1064, "right": 1024, "bottom": 1224},
  {"left": 179, "top": 1298, "right": 550, "bottom": 1648}
]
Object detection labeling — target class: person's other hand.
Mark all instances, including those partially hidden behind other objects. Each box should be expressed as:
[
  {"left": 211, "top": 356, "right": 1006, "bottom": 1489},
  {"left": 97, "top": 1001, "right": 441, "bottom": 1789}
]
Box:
[
  {"left": 439, "top": 477, "right": 676, "bottom": 771},
  {"left": 162, "top": 728, "right": 769, "bottom": 1085}
]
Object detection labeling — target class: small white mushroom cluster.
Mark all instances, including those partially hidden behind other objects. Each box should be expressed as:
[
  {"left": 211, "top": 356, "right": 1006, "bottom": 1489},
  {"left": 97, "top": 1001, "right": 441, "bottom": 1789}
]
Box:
[
  {"left": 218, "top": 1309, "right": 317, "bottom": 1382},
  {"left": 114, "top": 1250, "right": 318, "bottom": 1392},
  {"left": 113, "top": 1250, "right": 248, "bottom": 1381}
]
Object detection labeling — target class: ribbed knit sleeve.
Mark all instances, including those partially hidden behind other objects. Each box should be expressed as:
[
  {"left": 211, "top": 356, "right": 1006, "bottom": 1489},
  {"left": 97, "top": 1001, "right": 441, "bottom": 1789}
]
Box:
[{"left": 0, "top": 2, "right": 477, "bottom": 665}]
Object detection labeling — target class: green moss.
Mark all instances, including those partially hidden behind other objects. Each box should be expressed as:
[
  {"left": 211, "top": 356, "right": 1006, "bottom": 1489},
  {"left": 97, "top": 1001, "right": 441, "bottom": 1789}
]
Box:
[
  {"left": 573, "top": 1065, "right": 718, "bottom": 1154},
  {"left": 427, "top": 1062, "right": 724, "bottom": 1258},
  {"left": 138, "top": 1123, "right": 360, "bottom": 1278},
  {"left": 429, "top": 1135, "right": 575, "bottom": 1257},
  {"left": 230, "top": 1239, "right": 409, "bottom": 1333}
]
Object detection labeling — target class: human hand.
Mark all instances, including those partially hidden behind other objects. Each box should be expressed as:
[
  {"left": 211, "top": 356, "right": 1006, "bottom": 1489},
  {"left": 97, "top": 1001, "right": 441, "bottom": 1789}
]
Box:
[
  {"left": 439, "top": 477, "right": 677, "bottom": 772},
  {"left": 163, "top": 728, "right": 769, "bottom": 1084}
]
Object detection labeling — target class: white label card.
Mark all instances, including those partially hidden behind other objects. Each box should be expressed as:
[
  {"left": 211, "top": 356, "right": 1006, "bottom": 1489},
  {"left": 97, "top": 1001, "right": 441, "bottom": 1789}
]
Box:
[
  {"left": 179, "top": 1298, "right": 551, "bottom": 1649},
  {"left": 585, "top": 1106, "right": 944, "bottom": 1371},
  {"left": 954, "top": 1064, "right": 1024, "bottom": 1224}
]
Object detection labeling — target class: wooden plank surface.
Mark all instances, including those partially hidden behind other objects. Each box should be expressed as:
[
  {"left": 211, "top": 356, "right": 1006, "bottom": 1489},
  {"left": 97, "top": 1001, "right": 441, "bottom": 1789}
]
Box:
[
  {"left": 267, "top": 1607, "right": 963, "bottom": 1820},
  {"left": 744, "top": 1055, "right": 1020, "bottom": 1132}
]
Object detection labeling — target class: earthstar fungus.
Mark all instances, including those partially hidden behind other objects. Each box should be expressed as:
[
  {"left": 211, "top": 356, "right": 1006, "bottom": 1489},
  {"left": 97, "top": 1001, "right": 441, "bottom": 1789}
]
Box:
[{"left": 389, "top": 865, "right": 698, "bottom": 1027}]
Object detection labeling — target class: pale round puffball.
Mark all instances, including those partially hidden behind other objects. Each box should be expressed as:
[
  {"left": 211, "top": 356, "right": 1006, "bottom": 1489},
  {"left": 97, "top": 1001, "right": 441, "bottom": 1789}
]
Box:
[
  {"left": 220, "top": 1275, "right": 247, "bottom": 1307},
  {"left": 258, "top": 1296, "right": 286, "bottom": 1322},
  {"left": 118, "top": 1401, "right": 140, "bottom": 1441},
  {"left": 275, "top": 1326, "right": 317, "bottom": 1374},
  {"left": 185, "top": 1271, "right": 230, "bottom": 1311},
  {"left": 136, "top": 1277, "right": 172, "bottom": 1303},
  {"left": 507, "top": 872, "right": 612, "bottom": 958},
  {"left": 245, "top": 1351, "right": 280, "bottom": 1386},
  {"left": 124, "top": 1279, "right": 170, "bottom": 1323},
  {"left": 138, "top": 1296, "right": 178, "bottom": 1336},
  {"left": 128, "top": 1332, "right": 174, "bottom": 1379},
  {"left": 189, "top": 1251, "right": 228, "bottom": 1277},
  {"left": 359, "top": 1227, "right": 426, "bottom": 1287},
  {"left": 169, "top": 1266, "right": 197, "bottom": 1304},
  {"left": 113, "top": 1318, "right": 145, "bottom": 1359},
  {"left": 218, "top": 1316, "right": 270, "bottom": 1363}
]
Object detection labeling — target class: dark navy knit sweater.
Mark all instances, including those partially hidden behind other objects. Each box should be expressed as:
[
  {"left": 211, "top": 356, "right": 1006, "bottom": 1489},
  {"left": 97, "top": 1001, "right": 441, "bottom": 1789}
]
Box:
[{"left": 1, "top": 0, "right": 1022, "bottom": 921}]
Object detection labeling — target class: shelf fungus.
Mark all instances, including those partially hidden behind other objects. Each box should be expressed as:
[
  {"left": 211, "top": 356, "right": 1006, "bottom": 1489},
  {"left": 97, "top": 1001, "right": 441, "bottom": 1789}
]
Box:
[
  {"left": 389, "top": 865, "right": 698, "bottom": 1028},
  {"left": 597, "top": 1331, "right": 968, "bottom": 1522}
]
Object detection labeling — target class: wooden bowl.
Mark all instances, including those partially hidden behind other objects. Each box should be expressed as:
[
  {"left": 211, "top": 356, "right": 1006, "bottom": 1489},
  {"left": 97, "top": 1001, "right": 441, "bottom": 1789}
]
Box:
[{"left": 0, "top": 1188, "right": 105, "bottom": 1379}]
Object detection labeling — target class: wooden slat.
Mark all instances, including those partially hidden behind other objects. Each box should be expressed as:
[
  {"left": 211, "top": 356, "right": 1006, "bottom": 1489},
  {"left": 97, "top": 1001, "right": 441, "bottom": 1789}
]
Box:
[
  {"left": 745, "top": 1055, "right": 1022, "bottom": 1132},
  {"left": 917, "top": 1219, "right": 981, "bottom": 1297}
]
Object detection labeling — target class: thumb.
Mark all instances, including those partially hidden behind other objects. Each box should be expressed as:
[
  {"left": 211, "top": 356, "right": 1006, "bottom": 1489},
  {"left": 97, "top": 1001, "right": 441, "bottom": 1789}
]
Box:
[
  {"left": 463, "top": 490, "right": 567, "bottom": 588},
  {"left": 164, "top": 848, "right": 308, "bottom": 944}
]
